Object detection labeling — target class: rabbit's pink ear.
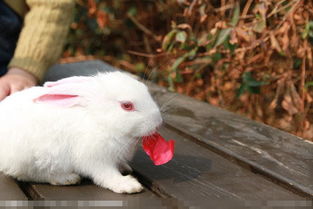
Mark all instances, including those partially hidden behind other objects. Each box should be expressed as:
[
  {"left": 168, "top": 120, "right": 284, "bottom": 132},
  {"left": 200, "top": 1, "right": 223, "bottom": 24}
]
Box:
[
  {"left": 34, "top": 94, "right": 81, "bottom": 108},
  {"left": 44, "top": 76, "right": 91, "bottom": 87},
  {"left": 34, "top": 76, "right": 90, "bottom": 107}
]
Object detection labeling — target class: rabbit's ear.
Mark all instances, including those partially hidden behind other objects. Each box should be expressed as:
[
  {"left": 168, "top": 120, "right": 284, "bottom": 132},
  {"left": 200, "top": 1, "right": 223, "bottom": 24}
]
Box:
[
  {"left": 44, "top": 76, "right": 91, "bottom": 87},
  {"left": 34, "top": 78, "right": 91, "bottom": 107},
  {"left": 33, "top": 94, "right": 81, "bottom": 108}
]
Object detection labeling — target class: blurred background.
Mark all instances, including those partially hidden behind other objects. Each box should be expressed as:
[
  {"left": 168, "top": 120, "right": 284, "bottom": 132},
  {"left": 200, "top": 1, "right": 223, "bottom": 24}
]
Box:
[{"left": 61, "top": 0, "right": 313, "bottom": 141}]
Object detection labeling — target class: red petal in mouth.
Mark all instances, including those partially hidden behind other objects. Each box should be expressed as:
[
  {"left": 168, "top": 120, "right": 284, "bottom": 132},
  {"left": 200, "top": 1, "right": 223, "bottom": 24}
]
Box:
[{"left": 142, "top": 132, "right": 175, "bottom": 165}]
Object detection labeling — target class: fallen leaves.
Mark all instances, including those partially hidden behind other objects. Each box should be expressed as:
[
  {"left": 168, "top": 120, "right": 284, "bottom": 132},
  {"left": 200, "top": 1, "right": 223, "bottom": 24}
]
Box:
[{"left": 63, "top": 0, "right": 313, "bottom": 141}]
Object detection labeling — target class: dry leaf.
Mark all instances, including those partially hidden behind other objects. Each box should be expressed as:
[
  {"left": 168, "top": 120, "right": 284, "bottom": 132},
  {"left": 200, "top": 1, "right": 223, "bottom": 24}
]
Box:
[
  {"left": 235, "top": 27, "right": 251, "bottom": 42},
  {"left": 270, "top": 32, "right": 283, "bottom": 53},
  {"left": 96, "top": 11, "right": 109, "bottom": 29}
]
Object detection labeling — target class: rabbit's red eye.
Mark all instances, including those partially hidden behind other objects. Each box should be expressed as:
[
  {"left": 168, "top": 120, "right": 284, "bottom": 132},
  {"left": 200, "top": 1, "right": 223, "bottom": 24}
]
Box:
[{"left": 121, "top": 102, "right": 135, "bottom": 111}]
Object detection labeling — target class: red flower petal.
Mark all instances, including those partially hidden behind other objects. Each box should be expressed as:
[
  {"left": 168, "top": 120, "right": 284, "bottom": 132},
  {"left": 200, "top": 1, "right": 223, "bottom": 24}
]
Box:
[{"left": 142, "top": 133, "right": 175, "bottom": 165}]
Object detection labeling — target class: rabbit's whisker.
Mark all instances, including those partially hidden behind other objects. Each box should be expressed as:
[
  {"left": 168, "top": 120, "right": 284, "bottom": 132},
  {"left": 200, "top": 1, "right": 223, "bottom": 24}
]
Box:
[{"left": 160, "top": 94, "right": 178, "bottom": 112}]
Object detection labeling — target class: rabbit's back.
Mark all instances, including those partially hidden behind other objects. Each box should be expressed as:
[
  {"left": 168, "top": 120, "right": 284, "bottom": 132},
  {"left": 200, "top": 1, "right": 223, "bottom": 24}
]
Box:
[{"left": 0, "top": 87, "right": 85, "bottom": 179}]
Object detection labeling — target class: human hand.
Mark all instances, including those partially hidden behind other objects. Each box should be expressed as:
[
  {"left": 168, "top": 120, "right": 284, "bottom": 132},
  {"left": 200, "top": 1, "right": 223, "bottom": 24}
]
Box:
[{"left": 0, "top": 68, "right": 37, "bottom": 101}]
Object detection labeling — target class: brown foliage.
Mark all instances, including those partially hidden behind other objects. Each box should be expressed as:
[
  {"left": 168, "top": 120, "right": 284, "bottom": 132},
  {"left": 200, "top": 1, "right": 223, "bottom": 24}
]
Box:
[{"left": 63, "top": 0, "right": 313, "bottom": 141}]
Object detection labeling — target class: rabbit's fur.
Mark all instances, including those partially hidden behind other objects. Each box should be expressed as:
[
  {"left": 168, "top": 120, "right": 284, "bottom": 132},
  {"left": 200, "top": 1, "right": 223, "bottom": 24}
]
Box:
[{"left": 0, "top": 72, "right": 162, "bottom": 193}]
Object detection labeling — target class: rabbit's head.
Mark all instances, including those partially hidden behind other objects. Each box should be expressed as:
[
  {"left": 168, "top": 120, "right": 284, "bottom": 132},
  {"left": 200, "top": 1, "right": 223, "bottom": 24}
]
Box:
[{"left": 35, "top": 72, "right": 162, "bottom": 139}]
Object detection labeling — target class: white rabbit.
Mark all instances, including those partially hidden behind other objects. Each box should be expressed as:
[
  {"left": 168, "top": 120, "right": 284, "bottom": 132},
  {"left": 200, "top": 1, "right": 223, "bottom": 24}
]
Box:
[{"left": 0, "top": 71, "right": 162, "bottom": 194}]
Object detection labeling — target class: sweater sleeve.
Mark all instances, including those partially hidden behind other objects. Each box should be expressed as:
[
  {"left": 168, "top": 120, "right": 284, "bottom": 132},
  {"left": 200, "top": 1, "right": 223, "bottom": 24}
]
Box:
[{"left": 8, "top": 0, "right": 75, "bottom": 81}]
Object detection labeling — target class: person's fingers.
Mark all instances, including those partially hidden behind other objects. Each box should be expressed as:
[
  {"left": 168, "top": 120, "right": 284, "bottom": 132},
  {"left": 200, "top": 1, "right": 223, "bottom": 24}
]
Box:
[
  {"left": 0, "top": 82, "right": 10, "bottom": 101},
  {"left": 0, "top": 71, "right": 37, "bottom": 101},
  {"left": 10, "top": 84, "right": 25, "bottom": 94},
  {"left": 0, "top": 67, "right": 37, "bottom": 101}
]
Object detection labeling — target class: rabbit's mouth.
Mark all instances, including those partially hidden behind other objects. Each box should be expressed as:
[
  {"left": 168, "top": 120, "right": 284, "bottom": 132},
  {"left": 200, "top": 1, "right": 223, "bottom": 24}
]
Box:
[
  {"left": 141, "top": 123, "right": 162, "bottom": 138},
  {"left": 142, "top": 131, "right": 157, "bottom": 138}
]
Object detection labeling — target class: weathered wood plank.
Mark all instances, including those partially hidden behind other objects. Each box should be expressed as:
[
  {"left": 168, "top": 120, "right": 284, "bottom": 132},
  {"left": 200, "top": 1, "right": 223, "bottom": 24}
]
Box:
[
  {"left": 27, "top": 181, "right": 169, "bottom": 209},
  {"left": 130, "top": 126, "right": 307, "bottom": 209},
  {"left": 0, "top": 174, "right": 27, "bottom": 200},
  {"left": 147, "top": 83, "right": 313, "bottom": 198}
]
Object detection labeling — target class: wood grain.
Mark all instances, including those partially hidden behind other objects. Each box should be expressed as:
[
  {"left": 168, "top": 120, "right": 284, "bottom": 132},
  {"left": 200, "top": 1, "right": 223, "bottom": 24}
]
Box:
[
  {"left": 130, "top": 126, "right": 306, "bottom": 208},
  {"left": 28, "top": 181, "right": 168, "bottom": 209},
  {"left": 148, "top": 83, "right": 313, "bottom": 198},
  {"left": 0, "top": 174, "right": 27, "bottom": 200}
]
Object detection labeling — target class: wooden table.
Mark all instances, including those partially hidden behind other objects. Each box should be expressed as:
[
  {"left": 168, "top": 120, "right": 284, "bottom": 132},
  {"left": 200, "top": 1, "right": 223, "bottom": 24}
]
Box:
[{"left": 0, "top": 61, "right": 312, "bottom": 209}]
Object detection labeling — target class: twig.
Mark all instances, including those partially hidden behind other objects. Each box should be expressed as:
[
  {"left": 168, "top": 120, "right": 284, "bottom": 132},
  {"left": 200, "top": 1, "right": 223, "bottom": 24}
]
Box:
[
  {"left": 187, "top": 0, "right": 198, "bottom": 16},
  {"left": 127, "top": 50, "right": 165, "bottom": 58},
  {"left": 267, "top": 0, "right": 290, "bottom": 18},
  {"left": 144, "top": 34, "right": 157, "bottom": 66},
  {"left": 116, "top": 60, "right": 137, "bottom": 73},
  {"left": 220, "top": 0, "right": 226, "bottom": 16},
  {"left": 268, "top": 0, "right": 299, "bottom": 18},
  {"left": 214, "top": 3, "right": 234, "bottom": 13},
  {"left": 234, "top": 36, "right": 270, "bottom": 53},
  {"left": 239, "top": 0, "right": 253, "bottom": 26},
  {"left": 274, "top": 0, "right": 301, "bottom": 29},
  {"left": 127, "top": 14, "right": 161, "bottom": 41}
]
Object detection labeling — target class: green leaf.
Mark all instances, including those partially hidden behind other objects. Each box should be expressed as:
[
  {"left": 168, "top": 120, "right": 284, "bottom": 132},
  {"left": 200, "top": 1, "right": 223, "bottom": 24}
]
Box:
[
  {"left": 305, "top": 81, "right": 313, "bottom": 88},
  {"left": 167, "top": 42, "right": 176, "bottom": 52},
  {"left": 237, "top": 72, "right": 268, "bottom": 96},
  {"left": 247, "top": 80, "right": 267, "bottom": 87},
  {"left": 243, "top": 72, "right": 268, "bottom": 87},
  {"left": 168, "top": 47, "right": 198, "bottom": 87},
  {"left": 175, "top": 31, "right": 187, "bottom": 43},
  {"left": 223, "top": 37, "right": 237, "bottom": 53},
  {"left": 302, "top": 21, "right": 313, "bottom": 39},
  {"left": 171, "top": 56, "right": 186, "bottom": 71},
  {"left": 162, "top": 30, "right": 177, "bottom": 51},
  {"left": 170, "top": 47, "right": 197, "bottom": 71},
  {"left": 253, "top": 13, "right": 266, "bottom": 33},
  {"left": 253, "top": 19, "right": 266, "bottom": 33},
  {"left": 206, "top": 42, "right": 215, "bottom": 51},
  {"left": 247, "top": 86, "right": 261, "bottom": 94},
  {"left": 236, "top": 84, "right": 247, "bottom": 97},
  {"left": 175, "top": 72, "right": 184, "bottom": 83},
  {"left": 211, "top": 52, "right": 222, "bottom": 62},
  {"left": 167, "top": 75, "right": 175, "bottom": 92},
  {"left": 214, "top": 28, "right": 232, "bottom": 47},
  {"left": 242, "top": 72, "right": 257, "bottom": 83},
  {"left": 293, "top": 57, "right": 302, "bottom": 69},
  {"left": 195, "top": 72, "right": 202, "bottom": 79},
  {"left": 222, "top": 62, "right": 229, "bottom": 70},
  {"left": 87, "top": 19, "right": 98, "bottom": 31},
  {"left": 205, "top": 33, "right": 216, "bottom": 50},
  {"left": 135, "top": 62, "right": 145, "bottom": 72},
  {"left": 127, "top": 7, "right": 137, "bottom": 16},
  {"left": 230, "top": 2, "right": 240, "bottom": 27}
]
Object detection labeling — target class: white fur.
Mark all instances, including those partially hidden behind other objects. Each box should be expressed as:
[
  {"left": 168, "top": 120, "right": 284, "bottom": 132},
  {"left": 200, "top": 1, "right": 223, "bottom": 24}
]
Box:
[{"left": 0, "top": 72, "right": 162, "bottom": 193}]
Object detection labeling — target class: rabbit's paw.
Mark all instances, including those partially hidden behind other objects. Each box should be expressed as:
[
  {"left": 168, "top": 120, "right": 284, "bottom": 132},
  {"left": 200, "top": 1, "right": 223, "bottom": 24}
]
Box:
[
  {"left": 50, "top": 173, "right": 81, "bottom": 185},
  {"left": 110, "top": 175, "right": 143, "bottom": 194}
]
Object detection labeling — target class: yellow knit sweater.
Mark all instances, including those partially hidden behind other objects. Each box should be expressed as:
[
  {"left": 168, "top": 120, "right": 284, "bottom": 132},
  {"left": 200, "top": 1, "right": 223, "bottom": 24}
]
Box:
[{"left": 4, "top": 0, "right": 75, "bottom": 81}]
